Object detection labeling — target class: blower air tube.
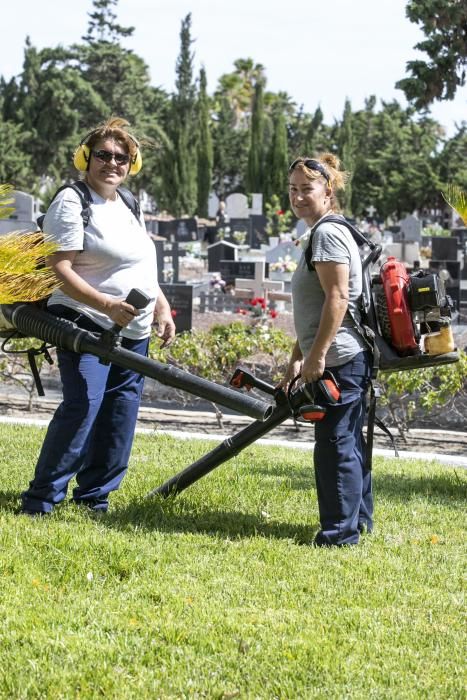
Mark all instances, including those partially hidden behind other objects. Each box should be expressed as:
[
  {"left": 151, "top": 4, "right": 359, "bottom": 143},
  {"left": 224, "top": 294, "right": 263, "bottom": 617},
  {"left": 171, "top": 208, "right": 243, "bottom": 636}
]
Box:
[{"left": 1, "top": 303, "right": 273, "bottom": 422}]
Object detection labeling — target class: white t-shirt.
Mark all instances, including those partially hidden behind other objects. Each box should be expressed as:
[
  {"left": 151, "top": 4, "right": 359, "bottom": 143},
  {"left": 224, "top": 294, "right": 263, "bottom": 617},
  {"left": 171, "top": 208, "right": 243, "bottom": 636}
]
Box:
[{"left": 43, "top": 184, "right": 159, "bottom": 339}]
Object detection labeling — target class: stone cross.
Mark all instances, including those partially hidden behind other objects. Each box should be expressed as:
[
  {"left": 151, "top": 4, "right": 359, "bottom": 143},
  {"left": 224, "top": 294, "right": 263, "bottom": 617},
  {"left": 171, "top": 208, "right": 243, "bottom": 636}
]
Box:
[{"left": 234, "top": 261, "right": 286, "bottom": 299}]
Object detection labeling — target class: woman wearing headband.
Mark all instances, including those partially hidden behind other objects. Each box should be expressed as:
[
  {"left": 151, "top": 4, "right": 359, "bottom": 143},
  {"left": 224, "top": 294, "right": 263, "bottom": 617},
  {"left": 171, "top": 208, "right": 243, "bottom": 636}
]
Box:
[
  {"left": 281, "top": 154, "right": 371, "bottom": 546},
  {"left": 21, "top": 117, "right": 175, "bottom": 516}
]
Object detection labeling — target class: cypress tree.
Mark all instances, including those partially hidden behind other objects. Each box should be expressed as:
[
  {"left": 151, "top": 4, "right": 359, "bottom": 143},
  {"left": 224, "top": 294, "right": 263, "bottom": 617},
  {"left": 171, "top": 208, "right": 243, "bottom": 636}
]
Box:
[
  {"left": 246, "top": 80, "right": 265, "bottom": 194},
  {"left": 265, "top": 110, "right": 289, "bottom": 207},
  {"left": 339, "top": 98, "right": 354, "bottom": 215},
  {"left": 196, "top": 67, "right": 213, "bottom": 218},
  {"left": 168, "top": 13, "right": 197, "bottom": 216}
]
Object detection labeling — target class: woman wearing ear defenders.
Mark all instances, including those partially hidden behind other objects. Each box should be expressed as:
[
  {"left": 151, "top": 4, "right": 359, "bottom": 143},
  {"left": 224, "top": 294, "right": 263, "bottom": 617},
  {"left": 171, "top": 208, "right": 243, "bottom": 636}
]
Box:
[
  {"left": 20, "top": 117, "right": 176, "bottom": 516},
  {"left": 278, "top": 154, "right": 372, "bottom": 546}
]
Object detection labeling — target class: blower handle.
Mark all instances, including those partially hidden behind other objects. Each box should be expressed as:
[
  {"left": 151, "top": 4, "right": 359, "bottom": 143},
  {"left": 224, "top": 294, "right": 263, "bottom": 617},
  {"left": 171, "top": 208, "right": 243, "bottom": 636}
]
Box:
[{"left": 110, "top": 288, "right": 152, "bottom": 335}]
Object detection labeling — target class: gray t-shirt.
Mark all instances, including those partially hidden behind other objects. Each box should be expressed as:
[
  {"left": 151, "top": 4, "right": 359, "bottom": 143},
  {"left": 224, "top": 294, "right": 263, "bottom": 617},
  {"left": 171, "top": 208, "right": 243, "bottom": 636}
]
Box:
[
  {"left": 291, "top": 219, "right": 367, "bottom": 366},
  {"left": 43, "top": 185, "right": 158, "bottom": 339}
]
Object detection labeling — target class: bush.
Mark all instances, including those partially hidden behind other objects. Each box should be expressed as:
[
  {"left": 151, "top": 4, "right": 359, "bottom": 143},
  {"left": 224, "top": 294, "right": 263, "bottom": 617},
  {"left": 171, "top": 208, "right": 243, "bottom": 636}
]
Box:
[{"left": 378, "top": 350, "right": 467, "bottom": 434}]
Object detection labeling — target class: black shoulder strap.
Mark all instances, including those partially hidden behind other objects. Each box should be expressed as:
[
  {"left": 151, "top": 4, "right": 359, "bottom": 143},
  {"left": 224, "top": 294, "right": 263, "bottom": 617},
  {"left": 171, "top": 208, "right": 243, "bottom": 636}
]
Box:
[
  {"left": 37, "top": 181, "right": 93, "bottom": 230},
  {"left": 304, "top": 214, "right": 378, "bottom": 272},
  {"left": 117, "top": 186, "right": 141, "bottom": 222}
]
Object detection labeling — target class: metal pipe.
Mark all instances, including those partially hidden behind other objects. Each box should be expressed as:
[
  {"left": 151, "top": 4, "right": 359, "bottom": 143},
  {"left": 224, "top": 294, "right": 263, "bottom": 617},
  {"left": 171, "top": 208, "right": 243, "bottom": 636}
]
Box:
[
  {"left": 1, "top": 303, "right": 273, "bottom": 421},
  {"left": 148, "top": 399, "right": 292, "bottom": 498}
]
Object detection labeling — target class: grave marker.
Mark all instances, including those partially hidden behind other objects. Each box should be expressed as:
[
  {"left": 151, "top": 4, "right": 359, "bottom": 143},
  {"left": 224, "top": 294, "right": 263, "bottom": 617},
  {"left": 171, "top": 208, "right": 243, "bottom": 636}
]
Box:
[
  {"left": 207, "top": 240, "right": 238, "bottom": 272},
  {"left": 160, "top": 283, "right": 193, "bottom": 333}
]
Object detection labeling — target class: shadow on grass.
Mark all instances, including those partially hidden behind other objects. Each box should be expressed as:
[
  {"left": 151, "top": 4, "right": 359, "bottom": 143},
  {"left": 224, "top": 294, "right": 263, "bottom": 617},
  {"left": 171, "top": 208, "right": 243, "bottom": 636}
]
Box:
[
  {"left": 374, "top": 470, "right": 467, "bottom": 505},
  {"left": 0, "top": 489, "right": 21, "bottom": 511},
  {"left": 103, "top": 498, "right": 317, "bottom": 544}
]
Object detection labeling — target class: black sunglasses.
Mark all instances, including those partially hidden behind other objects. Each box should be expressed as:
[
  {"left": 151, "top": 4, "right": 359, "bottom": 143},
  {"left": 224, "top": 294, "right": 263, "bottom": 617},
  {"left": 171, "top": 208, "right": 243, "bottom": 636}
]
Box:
[
  {"left": 92, "top": 149, "right": 131, "bottom": 165},
  {"left": 289, "top": 158, "right": 330, "bottom": 183}
]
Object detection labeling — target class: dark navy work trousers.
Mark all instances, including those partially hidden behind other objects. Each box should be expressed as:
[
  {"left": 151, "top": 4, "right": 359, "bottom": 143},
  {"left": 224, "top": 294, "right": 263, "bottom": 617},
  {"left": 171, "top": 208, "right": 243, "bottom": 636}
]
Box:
[
  {"left": 21, "top": 310, "right": 148, "bottom": 514},
  {"left": 313, "top": 351, "right": 372, "bottom": 546}
]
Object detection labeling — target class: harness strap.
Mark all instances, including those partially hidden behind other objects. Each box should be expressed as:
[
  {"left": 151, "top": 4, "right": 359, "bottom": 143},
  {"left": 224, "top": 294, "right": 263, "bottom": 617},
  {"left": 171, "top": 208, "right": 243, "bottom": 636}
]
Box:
[{"left": 26, "top": 344, "right": 53, "bottom": 397}]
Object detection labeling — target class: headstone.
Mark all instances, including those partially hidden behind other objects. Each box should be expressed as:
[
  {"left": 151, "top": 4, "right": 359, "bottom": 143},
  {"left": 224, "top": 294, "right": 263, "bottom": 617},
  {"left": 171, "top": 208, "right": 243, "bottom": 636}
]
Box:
[
  {"left": 382, "top": 242, "right": 421, "bottom": 266},
  {"left": 208, "top": 192, "right": 219, "bottom": 218},
  {"left": 159, "top": 283, "right": 193, "bottom": 333},
  {"left": 234, "top": 261, "right": 284, "bottom": 298},
  {"left": 219, "top": 260, "right": 269, "bottom": 286},
  {"left": 157, "top": 218, "right": 198, "bottom": 242},
  {"left": 226, "top": 193, "right": 249, "bottom": 219},
  {"left": 0, "top": 190, "right": 39, "bottom": 235},
  {"left": 153, "top": 239, "right": 165, "bottom": 281},
  {"left": 228, "top": 218, "right": 251, "bottom": 246},
  {"left": 397, "top": 215, "right": 422, "bottom": 242},
  {"left": 162, "top": 241, "right": 186, "bottom": 283},
  {"left": 250, "top": 193, "right": 263, "bottom": 215},
  {"left": 207, "top": 240, "right": 238, "bottom": 272},
  {"left": 249, "top": 214, "right": 267, "bottom": 248},
  {"left": 431, "top": 236, "right": 458, "bottom": 261},
  {"left": 265, "top": 240, "right": 302, "bottom": 266}
]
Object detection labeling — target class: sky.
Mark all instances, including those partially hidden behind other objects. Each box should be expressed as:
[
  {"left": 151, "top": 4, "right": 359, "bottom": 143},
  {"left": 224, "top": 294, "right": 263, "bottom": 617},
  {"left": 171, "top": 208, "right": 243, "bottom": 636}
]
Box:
[{"left": 2, "top": 0, "right": 466, "bottom": 137}]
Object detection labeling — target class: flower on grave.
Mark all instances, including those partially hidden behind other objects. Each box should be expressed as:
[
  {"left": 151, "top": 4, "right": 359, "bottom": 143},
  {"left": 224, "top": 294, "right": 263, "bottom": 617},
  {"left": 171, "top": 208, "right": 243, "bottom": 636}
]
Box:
[
  {"left": 270, "top": 255, "right": 297, "bottom": 273},
  {"left": 210, "top": 273, "right": 226, "bottom": 291},
  {"left": 170, "top": 309, "right": 177, "bottom": 318},
  {"left": 236, "top": 297, "right": 279, "bottom": 324},
  {"left": 232, "top": 230, "right": 247, "bottom": 245}
]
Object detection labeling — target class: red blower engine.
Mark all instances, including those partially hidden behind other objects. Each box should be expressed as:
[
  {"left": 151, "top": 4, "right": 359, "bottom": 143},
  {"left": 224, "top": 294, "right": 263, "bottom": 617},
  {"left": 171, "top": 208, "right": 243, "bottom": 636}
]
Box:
[{"left": 376, "top": 256, "right": 455, "bottom": 358}]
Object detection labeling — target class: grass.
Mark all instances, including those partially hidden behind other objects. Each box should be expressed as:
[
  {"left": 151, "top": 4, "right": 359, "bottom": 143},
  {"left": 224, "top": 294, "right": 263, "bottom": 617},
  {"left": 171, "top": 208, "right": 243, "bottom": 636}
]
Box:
[{"left": 0, "top": 423, "right": 465, "bottom": 700}]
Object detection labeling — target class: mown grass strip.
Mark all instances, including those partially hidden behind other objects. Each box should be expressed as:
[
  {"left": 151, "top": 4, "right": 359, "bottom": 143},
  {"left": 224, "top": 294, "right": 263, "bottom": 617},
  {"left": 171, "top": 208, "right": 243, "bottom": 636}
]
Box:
[{"left": 0, "top": 424, "right": 465, "bottom": 699}]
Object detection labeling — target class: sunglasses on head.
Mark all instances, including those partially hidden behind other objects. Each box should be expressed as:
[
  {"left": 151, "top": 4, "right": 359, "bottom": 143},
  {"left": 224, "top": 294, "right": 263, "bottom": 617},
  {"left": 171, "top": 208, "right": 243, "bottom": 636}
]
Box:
[
  {"left": 92, "top": 149, "right": 131, "bottom": 165},
  {"left": 289, "top": 158, "right": 330, "bottom": 184}
]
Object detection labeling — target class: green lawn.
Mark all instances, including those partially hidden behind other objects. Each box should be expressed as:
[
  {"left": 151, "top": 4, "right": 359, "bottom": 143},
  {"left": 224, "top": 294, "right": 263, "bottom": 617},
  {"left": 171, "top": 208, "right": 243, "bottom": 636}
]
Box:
[{"left": 0, "top": 423, "right": 465, "bottom": 699}]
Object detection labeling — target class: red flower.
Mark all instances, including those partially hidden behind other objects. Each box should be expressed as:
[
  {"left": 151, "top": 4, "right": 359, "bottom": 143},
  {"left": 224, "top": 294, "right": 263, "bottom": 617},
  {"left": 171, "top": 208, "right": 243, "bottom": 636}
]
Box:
[
  {"left": 171, "top": 309, "right": 177, "bottom": 318},
  {"left": 277, "top": 209, "right": 284, "bottom": 216},
  {"left": 250, "top": 299, "right": 258, "bottom": 306},
  {"left": 269, "top": 310, "right": 278, "bottom": 318}
]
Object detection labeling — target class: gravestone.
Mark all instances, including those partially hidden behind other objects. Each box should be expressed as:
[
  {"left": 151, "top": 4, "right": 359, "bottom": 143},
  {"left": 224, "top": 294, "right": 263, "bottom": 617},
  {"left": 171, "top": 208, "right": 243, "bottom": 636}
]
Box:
[
  {"left": 431, "top": 237, "right": 459, "bottom": 261},
  {"left": 249, "top": 214, "right": 267, "bottom": 248},
  {"left": 208, "top": 193, "right": 219, "bottom": 218},
  {"left": 226, "top": 193, "right": 249, "bottom": 219},
  {"left": 157, "top": 218, "right": 198, "bottom": 242},
  {"left": 234, "top": 261, "right": 285, "bottom": 298},
  {"left": 265, "top": 240, "right": 302, "bottom": 266},
  {"left": 0, "top": 190, "right": 39, "bottom": 235},
  {"left": 228, "top": 218, "right": 250, "bottom": 246},
  {"left": 207, "top": 240, "right": 238, "bottom": 272},
  {"left": 383, "top": 242, "right": 421, "bottom": 266},
  {"left": 159, "top": 283, "right": 193, "bottom": 333},
  {"left": 162, "top": 241, "right": 187, "bottom": 283},
  {"left": 250, "top": 193, "right": 263, "bottom": 215},
  {"left": 219, "top": 260, "right": 269, "bottom": 286},
  {"left": 153, "top": 239, "right": 165, "bottom": 281},
  {"left": 397, "top": 215, "right": 422, "bottom": 242}
]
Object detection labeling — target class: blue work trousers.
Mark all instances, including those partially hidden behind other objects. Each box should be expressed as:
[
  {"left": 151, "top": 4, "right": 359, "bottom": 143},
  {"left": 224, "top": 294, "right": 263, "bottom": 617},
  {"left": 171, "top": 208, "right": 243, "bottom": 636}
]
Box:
[
  {"left": 313, "top": 351, "right": 372, "bottom": 546},
  {"left": 21, "top": 312, "right": 148, "bottom": 514}
]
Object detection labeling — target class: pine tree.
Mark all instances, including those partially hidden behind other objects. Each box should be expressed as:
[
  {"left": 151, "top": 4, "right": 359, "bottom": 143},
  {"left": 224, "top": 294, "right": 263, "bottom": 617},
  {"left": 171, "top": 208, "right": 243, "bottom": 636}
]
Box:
[{"left": 196, "top": 67, "right": 213, "bottom": 218}]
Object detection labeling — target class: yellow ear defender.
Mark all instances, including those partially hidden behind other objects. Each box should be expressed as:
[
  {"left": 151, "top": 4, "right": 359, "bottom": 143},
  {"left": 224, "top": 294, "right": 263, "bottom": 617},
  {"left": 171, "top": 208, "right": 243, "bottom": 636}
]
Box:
[{"left": 73, "top": 131, "right": 142, "bottom": 176}]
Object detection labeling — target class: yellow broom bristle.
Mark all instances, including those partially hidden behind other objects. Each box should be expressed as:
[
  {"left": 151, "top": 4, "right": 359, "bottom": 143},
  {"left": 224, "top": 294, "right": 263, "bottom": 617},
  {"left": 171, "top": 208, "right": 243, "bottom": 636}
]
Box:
[
  {"left": 441, "top": 184, "right": 467, "bottom": 226},
  {"left": 0, "top": 230, "right": 59, "bottom": 303},
  {"left": 0, "top": 183, "right": 16, "bottom": 220}
]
